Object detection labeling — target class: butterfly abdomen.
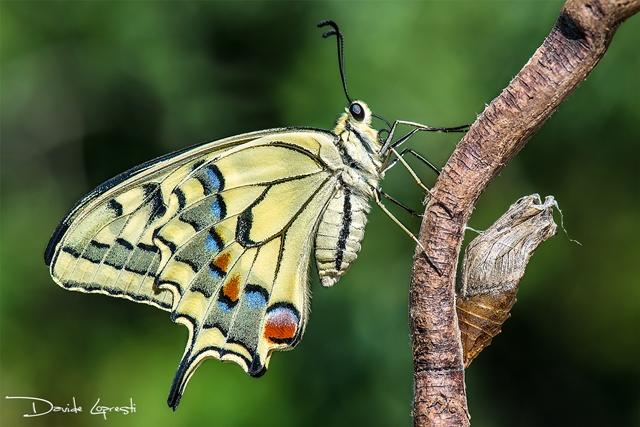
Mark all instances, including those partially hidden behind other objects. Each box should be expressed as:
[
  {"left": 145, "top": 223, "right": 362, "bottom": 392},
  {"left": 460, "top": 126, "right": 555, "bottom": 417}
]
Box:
[{"left": 315, "top": 184, "right": 371, "bottom": 287}]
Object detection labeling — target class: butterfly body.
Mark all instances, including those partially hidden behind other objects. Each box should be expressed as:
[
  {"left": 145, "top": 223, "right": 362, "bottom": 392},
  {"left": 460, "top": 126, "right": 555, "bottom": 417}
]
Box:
[
  {"left": 45, "top": 100, "right": 386, "bottom": 408},
  {"left": 315, "top": 105, "right": 382, "bottom": 286}
]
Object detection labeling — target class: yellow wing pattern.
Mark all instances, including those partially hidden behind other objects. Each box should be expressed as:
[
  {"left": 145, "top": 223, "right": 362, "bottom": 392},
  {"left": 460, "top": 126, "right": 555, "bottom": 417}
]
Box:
[{"left": 45, "top": 129, "right": 343, "bottom": 408}]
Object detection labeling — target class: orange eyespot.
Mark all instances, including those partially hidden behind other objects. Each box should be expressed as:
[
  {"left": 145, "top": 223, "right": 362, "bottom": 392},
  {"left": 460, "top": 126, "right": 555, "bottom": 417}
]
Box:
[
  {"left": 221, "top": 275, "right": 241, "bottom": 302},
  {"left": 263, "top": 305, "right": 299, "bottom": 344},
  {"left": 212, "top": 252, "right": 231, "bottom": 272}
]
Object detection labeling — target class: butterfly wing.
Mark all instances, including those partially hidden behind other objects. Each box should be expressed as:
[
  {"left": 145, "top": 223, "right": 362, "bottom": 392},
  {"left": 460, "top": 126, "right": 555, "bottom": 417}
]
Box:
[{"left": 45, "top": 128, "right": 344, "bottom": 408}]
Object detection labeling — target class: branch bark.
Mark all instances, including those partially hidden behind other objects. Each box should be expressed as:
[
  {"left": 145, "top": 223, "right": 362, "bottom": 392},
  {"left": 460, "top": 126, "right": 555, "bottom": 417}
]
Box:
[{"left": 409, "top": 1, "right": 640, "bottom": 426}]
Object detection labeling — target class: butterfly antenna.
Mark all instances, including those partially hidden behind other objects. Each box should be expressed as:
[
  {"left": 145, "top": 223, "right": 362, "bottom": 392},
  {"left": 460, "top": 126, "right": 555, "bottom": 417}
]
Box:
[
  {"left": 372, "top": 112, "right": 393, "bottom": 141},
  {"left": 372, "top": 113, "right": 392, "bottom": 129},
  {"left": 318, "top": 20, "right": 352, "bottom": 103}
]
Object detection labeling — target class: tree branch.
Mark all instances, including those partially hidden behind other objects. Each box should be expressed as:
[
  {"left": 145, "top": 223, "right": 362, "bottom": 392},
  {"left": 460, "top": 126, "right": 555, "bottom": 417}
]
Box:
[{"left": 409, "top": 1, "right": 640, "bottom": 426}]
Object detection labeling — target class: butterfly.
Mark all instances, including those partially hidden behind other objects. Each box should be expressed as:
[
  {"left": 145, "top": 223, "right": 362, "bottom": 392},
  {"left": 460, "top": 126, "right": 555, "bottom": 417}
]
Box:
[{"left": 44, "top": 20, "right": 467, "bottom": 409}]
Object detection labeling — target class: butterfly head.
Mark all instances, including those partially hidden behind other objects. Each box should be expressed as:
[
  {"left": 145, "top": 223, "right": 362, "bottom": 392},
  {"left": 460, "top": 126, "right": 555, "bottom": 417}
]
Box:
[
  {"left": 334, "top": 100, "right": 381, "bottom": 152},
  {"left": 343, "top": 100, "right": 379, "bottom": 139},
  {"left": 332, "top": 100, "right": 384, "bottom": 187}
]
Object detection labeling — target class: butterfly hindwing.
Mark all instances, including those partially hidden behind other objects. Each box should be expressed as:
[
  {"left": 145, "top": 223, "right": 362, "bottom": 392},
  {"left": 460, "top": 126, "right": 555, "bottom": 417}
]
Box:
[
  {"left": 167, "top": 171, "right": 338, "bottom": 407},
  {"left": 45, "top": 129, "right": 343, "bottom": 404}
]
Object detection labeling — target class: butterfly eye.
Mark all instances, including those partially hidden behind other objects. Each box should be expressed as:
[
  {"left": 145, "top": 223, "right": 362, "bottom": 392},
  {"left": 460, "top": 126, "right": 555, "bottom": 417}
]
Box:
[{"left": 349, "top": 102, "right": 365, "bottom": 122}]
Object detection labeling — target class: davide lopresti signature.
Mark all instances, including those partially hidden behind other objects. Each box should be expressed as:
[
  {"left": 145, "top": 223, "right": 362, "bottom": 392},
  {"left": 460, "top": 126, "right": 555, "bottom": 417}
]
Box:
[{"left": 5, "top": 396, "right": 136, "bottom": 420}]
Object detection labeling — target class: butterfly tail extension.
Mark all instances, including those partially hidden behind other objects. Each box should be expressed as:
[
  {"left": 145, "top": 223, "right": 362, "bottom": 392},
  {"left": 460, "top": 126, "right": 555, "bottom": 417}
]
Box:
[
  {"left": 167, "top": 346, "right": 193, "bottom": 410},
  {"left": 166, "top": 305, "right": 270, "bottom": 410}
]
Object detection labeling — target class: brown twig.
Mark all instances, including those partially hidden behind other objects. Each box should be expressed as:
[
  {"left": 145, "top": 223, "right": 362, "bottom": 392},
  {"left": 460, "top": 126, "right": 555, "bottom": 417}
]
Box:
[{"left": 409, "top": 1, "right": 640, "bottom": 426}]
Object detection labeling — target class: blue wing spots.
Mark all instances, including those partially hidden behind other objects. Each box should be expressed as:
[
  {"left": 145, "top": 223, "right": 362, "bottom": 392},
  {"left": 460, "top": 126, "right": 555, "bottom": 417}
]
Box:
[
  {"left": 206, "top": 164, "right": 225, "bottom": 193},
  {"left": 205, "top": 235, "right": 219, "bottom": 253},
  {"left": 205, "top": 228, "right": 223, "bottom": 253},
  {"left": 195, "top": 163, "right": 224, "bottom": 195},
  {"left": 210, "top": 195, "right": 227, "bottom": 220},
  {"left": 244, "top": 284, "right": 269, "bottom": 309},
  {"left": 208, "top": 264, "right": 224, "bottom": 280},
  {"left": 217, "top": 300, "right": 232, "bottom": 312},
  {"left": 245, "top": 291, "right": 267, "bottom": 309}
]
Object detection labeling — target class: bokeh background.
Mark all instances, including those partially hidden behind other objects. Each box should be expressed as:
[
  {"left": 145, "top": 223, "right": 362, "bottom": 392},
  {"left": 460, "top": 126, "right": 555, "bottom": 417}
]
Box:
[{"left": 1, "top": 1, "right": 638, "bottom": 426}]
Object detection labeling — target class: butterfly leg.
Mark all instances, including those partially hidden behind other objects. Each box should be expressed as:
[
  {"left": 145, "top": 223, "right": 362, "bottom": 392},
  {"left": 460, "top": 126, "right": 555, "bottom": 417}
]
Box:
[
  {"left": 382, "top": 148, "right": 441, "bottom": 176},
  {"left": 387, "top": 146, "right": 436, "bottom": 200},
  {"left": 379, "top": 148, "right": 439, "bottom": 218},
  {"left": 374, "top": 190, "right": 442, "bottom": 275},
  {"left": 381, "top": 119, "right": 469, "bottom": 154},
  {"left": 377, "top": 188, "right": 422, "bottom": 217},
  {"left": 374, "top": 190, "right": 425, "bottom": 249},
  {"left": 392, "top": 119, "right": 469, "bottom": 136}
]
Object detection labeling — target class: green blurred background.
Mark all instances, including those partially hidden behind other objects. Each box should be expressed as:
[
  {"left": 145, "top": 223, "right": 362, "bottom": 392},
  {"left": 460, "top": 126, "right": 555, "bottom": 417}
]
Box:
[{"left": 1, "top": 1, "right": 638, "bottom": 426}]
